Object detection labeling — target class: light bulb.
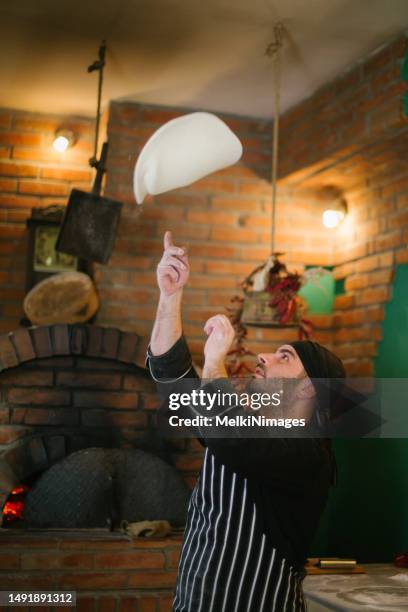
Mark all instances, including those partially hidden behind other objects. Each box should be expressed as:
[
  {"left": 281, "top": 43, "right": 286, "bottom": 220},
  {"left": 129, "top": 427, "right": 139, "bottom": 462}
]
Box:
[
  {"left": 322, "top": 209, "right": 344, "bottom": 229},
  {"left": 53, "top": 135, "right": 70, "bottom": 152},
  {"left": 52, "top": 129, "right": 75, "bottom": 153}
]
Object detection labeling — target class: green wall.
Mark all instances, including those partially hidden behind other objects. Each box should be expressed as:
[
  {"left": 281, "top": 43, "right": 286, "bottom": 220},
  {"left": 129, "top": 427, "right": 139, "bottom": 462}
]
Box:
[{"left": 311, "top": 264, "right": 408, "bottom": 562}]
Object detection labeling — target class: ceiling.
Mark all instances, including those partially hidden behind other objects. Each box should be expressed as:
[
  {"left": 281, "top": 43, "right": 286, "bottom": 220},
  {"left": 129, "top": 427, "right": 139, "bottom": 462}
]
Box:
[{"left": 0, "top": 0, "right": 407, "bottom": 119}]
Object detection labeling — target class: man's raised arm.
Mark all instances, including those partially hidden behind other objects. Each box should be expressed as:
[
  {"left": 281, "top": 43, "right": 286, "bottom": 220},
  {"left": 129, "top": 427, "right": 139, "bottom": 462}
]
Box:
[{"left": 150, "top": 230, "right": 189, "bottom": 357}]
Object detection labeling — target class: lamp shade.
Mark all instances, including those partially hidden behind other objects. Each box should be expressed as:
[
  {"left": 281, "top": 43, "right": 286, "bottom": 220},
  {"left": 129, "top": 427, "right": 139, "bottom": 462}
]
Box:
[{"left": 133, "top": 112, "right": 243, "bottom": 204}]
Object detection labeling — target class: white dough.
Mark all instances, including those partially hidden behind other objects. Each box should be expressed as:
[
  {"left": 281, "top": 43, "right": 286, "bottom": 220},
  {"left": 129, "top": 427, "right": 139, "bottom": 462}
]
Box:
[{"left": 133, "top": 112, "right": 243, "bottom": 204}]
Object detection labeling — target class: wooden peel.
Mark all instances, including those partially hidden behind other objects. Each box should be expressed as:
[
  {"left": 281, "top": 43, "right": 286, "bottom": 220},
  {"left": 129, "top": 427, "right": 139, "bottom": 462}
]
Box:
[{"left": 23, "top": 271, "right": 99, "bottom": 325}]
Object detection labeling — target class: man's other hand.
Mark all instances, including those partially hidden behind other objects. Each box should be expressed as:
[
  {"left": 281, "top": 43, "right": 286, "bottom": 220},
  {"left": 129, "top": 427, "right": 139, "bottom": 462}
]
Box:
[
  {"left": 203, "top": 314, "right": 235, "bottom": 367},
  {"left": 157, "top": 231, "right": 190, "bottom": 296}
]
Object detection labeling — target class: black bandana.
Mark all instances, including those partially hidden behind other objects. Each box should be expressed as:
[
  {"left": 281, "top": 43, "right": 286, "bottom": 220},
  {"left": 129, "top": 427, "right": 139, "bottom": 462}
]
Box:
[
  {"left": 290, "top": 340, "right": 370, "bottom": 433},
  {"left": 290, "top": 340, "right": 345, "bottom": 380}
]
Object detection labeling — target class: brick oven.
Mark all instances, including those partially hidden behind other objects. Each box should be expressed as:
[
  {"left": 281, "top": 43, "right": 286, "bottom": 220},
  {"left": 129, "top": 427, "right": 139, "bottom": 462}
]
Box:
[{"left": 0, "top": 324, "right": 202, "bottom": 610}]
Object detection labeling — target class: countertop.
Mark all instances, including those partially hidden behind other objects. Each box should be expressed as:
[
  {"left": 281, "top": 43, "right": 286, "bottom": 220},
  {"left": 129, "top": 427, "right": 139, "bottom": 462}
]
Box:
[{"left": 303, "top": 563, "right": 408, "bottom": 611}]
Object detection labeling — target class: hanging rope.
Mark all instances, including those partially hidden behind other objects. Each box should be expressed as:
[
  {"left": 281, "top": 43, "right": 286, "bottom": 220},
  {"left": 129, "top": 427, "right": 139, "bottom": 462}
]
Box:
[{"left": 265, "top": 23, "right": 283, "bottom": 255}]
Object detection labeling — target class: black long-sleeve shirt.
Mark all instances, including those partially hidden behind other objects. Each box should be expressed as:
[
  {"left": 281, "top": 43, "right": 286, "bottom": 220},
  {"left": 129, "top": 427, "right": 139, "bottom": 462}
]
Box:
[{"left": 147, "top": 336, "right": 334, "bottom": 612}]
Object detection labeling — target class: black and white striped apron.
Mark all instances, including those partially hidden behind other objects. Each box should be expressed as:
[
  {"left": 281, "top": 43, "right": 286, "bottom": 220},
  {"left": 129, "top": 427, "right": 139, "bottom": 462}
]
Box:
[{"left": 173, "top": 448, "right": 306, "bottom": 612}]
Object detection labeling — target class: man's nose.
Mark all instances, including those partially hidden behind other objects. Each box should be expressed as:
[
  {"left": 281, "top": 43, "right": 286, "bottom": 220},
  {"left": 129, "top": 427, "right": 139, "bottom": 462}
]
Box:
[{"left": 258, "top": 353, "right": 274, "bottom": 365}]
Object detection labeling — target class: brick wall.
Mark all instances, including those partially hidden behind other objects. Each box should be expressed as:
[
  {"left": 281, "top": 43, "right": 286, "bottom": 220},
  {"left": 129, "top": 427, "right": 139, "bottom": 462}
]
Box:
[
  {"left": 278, "top": 34, "right": 408, "bottom": 179},
  {"left": 0, "top": 325, "right": 200, "bottom": 510},
  {"left": 0, "top": 531, "right": 181, "bottom": 611},
  {"left": 98, "top": 102, "right": 333, "bottom": 363},
  {"left": 276, "top": 33, "right": 408, "bottom": 376},
  {"left": 0, "top": 109, "right": 94, "bottom": 332},
  {"left": 0, "top": 34, "right": 407, "bottom": 375}
]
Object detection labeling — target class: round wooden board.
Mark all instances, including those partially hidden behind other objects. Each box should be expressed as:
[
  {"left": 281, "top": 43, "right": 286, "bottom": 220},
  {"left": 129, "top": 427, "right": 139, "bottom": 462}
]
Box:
[{"left": 23, "top": 271, "right": 99, "bottom": 325}]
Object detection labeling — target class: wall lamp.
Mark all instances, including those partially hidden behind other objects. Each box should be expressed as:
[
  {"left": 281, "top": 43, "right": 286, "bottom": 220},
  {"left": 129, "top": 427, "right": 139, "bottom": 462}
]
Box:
[
  {"left": 320, "top": 186, "right": 348, "bottom": 229},
  {"left": 52, "top": 129, "right": 76, "bottom": 153}
]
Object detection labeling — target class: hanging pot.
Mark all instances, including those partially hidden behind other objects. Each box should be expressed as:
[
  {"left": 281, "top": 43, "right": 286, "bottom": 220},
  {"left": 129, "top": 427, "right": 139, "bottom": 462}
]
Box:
[
  {"left": 240, "top": 254, "right": 304, "bottom": 328},
  {"left": 241, "top": 290, "right": 300, "bottom": 327}
]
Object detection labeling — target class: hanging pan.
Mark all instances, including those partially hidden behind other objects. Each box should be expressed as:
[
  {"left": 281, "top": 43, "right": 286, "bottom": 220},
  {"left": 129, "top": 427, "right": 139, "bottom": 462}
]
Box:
[{"left": 56, "top": 42, "right": 122, "bottom": 264}]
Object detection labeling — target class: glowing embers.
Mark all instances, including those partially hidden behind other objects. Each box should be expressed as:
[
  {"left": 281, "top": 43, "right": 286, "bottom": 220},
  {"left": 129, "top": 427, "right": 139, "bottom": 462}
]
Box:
[{"left": 2, "top": 484, "right": 29, "bottom": 525}]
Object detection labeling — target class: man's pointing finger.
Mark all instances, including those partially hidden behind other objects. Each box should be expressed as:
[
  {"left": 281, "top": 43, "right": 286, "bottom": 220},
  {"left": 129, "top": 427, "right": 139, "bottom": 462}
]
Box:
[{"left": 164, "top": 230, "right": 173, "bottom": 250}]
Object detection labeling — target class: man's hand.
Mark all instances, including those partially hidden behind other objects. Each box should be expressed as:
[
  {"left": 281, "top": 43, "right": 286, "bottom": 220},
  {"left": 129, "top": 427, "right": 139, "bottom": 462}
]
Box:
[
  {"left": 157, "top": 231, "right": 189, "bottom": 297},
  {"left": 203, "top": 315, "right": 235, "bottom": 378},
  {"left": 150, "top": 231, "right": 188, "bottom": 356}
]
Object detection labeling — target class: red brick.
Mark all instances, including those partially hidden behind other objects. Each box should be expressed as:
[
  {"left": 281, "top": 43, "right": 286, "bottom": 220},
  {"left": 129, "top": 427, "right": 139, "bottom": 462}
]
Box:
[
  {"left": 97, "top": 597, "right": 117, "bottom": 612},
  {"left": 12, "top": 407, "right": 78, "bottom": 426},
  {"left": 374, "top": 231, "right": 402, "bottom": 252},
  {"left": 396, "top": 248, "right": 408, "bottom": 264},
  {"left": 333, "top": 309, "right": 365, "bottom": 327},
  {"left": 366, "top": 268, "right": 394, "bottom": 286},
  {"left": 0, "top": 534, "right": 59, "bottom": 548},
  {"left": 0, "top": 193, "right": 40, "bottom": 207},
  {"left": 0, "top": 334, "right": 19, "bottom": 367},
  {"left": 128, "top": 571, "right": 178, "bottom": 588},
  {"left": 60, "top": 536, "right": 131, "bottom": 550},
  {"left": 159, "top": 596, "right": 174, "bottom": 612},
  {"left": 81, "top": 410, "right": 146, "bottom": 428},
  {"left": 166, "top": 548, "right": 181, "bottom": 569},
  {"left": 59, "top": 572, "right": 128, "bottom": 589},
  {"left": 57, "top": 371, "right": 121, "bottom": 389},
  {"left": 18, "top": 180, "right": 68, "bottom": 196},
  {"left": 187, "top": 243, "right": 239, "bottom": 259},
  {"left": 40, "top": 167, "right": 92, "bottom": 181},
  {"left": 334, "top": 294, "right": 354, "bottom": 310},
  {"left": 0, "top": 223, "right": 25, "bottom": 238},
  {"left": 142, "top": 108, "right": 181, "bottom": 124},
  {"left": 254, "top": 327, "right": 300, "bottom": 342},
  {"left": 0, "top": 161, "right": 38, "bottom": 177},
  {"left": 8, "top": 388, "right": 70, "bottom": 406},
  {"left": 211, "top": 196, "right": 261, "bottom": 212},
  {"left": 0, "top": 426, "right": 31, "bottom": 444},
  {"left": 0, "top": 178, "right": 17, "bottom": 192},
  {"left": 345, "top": 274, "right": 367, "bottom": 291},
  {"left": 0, "top": 407, "right": 10, "bottom": 423},
  {"left": 0, "top": 369, "right": 52, "bottom": 386},
  {"left": 74, "top": 391, "right": 138, "bottom": 409},
  {"left": 95, "top": 551, "right": 165, "bottom": 569},
  {"left": 0, "top": 132, "right": 42, "bottom": 146},
  {"left": 77, "top": 597, "right": 96, "bottom": 612},
  {"left": 0, "top": 573, "right": 55, "bottom": 589},
  {"left": 356, "top": 287, "right": 390, "bottom": 305},
  {"left": 123, "top": 376, "right": 155, "bottom": 392},
  {"left": 0, "top": 111, "right": 12, "bottom": 129},
  {"left": 187, "top": 175, "right": 236, "bottom": 194},
  {"left": 11, "top": 328, "right": 36, "bottom": 362},
  {"left": 365, "top": 306, "right": 385, "bottom": 322},
  {"left": 21, "top": 552, "right": 93, "bottom": 570},
  {"left": 0, "top": 553, "right": 19, "bottom": 569},
  {"left": 119, "top": 598, "right": 138, "bottom": 612},
  {"left": 139, "top": 599, "right": 158, "bottom": 612},
  {"left": 211, "top": 226, "right": 259, "bottom": 243},
  {"left": 141, "top": 393, "right": 161, "bottom": 410},
  {"left": 186, "top": 210, "right": 237, "bottom": 226},
  {"left": 334, "top": 342, "right": 377, "bottom": 359}
]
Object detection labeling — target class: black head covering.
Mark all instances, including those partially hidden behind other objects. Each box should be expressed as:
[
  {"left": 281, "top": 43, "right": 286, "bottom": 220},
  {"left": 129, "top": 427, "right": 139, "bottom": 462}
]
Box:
[
  {"left": 290, "top": 340, "right": 368, "bottom": 430},
  {"left": 290, "top": 340, "right": 345, "bottom": 380}
]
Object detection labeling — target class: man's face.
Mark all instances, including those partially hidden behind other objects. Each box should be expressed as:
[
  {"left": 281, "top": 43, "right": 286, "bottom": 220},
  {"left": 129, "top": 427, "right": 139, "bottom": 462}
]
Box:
[{"left": 254, "top": 344, "right": 305, "bottom": 379}]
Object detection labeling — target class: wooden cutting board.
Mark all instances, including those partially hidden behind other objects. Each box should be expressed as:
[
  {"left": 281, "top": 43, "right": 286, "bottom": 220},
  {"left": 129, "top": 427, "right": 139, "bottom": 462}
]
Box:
[{"left": 305, "top": 558, "right": 366, "bottom": 575}]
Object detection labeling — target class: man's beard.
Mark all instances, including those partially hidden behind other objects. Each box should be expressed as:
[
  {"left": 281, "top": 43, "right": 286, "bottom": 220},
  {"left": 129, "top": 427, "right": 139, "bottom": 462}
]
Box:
[{"left": 244, "top": 376, "right": 305, "bottom": 418}]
